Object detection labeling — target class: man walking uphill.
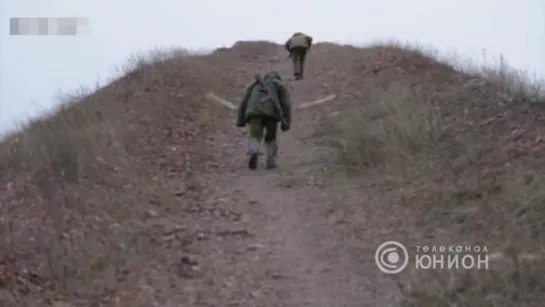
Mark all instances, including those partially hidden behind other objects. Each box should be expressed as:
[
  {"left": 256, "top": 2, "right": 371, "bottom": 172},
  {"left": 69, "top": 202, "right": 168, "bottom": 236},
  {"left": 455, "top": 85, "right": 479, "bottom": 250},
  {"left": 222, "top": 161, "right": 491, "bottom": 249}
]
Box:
[
  {"left": 236, "top": 71, "right": 292, "bottom": 170},
  {"left": 284, "top": 32, "right": 313, "bottom": 80}
]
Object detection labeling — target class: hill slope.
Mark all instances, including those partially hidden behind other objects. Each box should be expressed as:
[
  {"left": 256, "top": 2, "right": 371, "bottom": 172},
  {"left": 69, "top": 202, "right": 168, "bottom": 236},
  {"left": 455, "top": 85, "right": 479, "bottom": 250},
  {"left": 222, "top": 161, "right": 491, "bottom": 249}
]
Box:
[{"left": 1, "top": 41, "right": 545, "bottom": 306}]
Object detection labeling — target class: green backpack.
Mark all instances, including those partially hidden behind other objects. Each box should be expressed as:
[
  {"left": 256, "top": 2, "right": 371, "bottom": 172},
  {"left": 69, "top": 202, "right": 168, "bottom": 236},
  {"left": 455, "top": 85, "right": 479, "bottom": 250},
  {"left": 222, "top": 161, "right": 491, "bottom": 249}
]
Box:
[{"left": 252, "top": 74, "right": 286, "bottom": 125}]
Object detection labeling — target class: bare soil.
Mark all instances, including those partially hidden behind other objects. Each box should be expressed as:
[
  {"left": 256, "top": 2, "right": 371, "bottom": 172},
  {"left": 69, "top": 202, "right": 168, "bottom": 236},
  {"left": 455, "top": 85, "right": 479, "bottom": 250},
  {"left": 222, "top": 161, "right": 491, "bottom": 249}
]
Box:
[{"left": 1, "top": 41, "right": 544, "bottom": 306}]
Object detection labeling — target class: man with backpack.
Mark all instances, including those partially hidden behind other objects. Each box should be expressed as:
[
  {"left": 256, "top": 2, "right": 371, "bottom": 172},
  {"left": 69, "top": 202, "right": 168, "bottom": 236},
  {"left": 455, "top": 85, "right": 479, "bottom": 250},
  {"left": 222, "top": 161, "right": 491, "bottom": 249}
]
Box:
[
  {"left": 284, "top": 32, "right": 313, "bottom": 80},
  {"left": 236, "top": 71, "right": 292, "bottom": 170}
]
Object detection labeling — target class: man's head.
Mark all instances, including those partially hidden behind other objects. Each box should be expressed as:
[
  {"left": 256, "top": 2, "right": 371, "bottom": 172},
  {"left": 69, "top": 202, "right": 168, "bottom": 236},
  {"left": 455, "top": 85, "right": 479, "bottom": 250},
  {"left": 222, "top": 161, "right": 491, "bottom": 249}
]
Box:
[
  {"left": 264, "top": 71, "right": 281, "bottom": 81},
  {"left": 292, "top": 32, "right": 303, "bottom": 37}
]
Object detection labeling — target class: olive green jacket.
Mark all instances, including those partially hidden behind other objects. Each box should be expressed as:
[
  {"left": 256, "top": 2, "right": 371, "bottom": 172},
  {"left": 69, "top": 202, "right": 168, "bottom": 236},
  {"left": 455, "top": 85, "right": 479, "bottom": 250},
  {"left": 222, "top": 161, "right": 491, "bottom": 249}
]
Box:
[
  {"left": 284, "top": 32, "right": 313, "bottom": 51},
  {"left": 236, "top": 72, "right": 291, "bottom": 128}
]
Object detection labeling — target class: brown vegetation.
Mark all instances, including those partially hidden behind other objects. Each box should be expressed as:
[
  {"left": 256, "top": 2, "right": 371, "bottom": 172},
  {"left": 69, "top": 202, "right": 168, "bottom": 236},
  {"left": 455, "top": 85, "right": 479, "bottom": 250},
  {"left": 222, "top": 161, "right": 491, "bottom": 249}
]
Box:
[
  {"left": 1, "top": 39, "right": 544, "bottom": 306},
  {"left": 311, "top": 41, "right": 545, "bottom": 306},
  {"left": 0, "top": 50, "right": 229, "bottom": 306}
]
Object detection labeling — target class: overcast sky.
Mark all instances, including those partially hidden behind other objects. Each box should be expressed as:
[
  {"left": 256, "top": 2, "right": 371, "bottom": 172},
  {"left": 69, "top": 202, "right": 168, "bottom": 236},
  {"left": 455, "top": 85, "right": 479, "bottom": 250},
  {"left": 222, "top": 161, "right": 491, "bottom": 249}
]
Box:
[{"left": 1, "top": 0, "right": 545, "bottom": 134}]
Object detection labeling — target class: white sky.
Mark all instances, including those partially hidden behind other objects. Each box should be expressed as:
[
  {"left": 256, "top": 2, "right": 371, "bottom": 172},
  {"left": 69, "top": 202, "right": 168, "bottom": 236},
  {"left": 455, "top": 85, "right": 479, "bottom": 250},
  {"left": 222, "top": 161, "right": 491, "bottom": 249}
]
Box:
[{"left": 1, "top": 0, "right": 545, "bottom": 134}]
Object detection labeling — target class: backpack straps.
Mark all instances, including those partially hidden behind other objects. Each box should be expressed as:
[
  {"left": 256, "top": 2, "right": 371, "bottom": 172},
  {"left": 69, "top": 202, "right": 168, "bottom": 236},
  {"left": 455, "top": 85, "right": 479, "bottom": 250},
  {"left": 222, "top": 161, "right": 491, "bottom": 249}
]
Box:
[{"left": 253, "top": 74, "right": 286, "bottom": 126}]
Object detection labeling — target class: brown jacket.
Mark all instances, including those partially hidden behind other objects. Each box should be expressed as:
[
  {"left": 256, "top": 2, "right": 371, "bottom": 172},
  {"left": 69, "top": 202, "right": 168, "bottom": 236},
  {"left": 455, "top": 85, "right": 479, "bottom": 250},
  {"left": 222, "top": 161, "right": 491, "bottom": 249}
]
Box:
[{"left": 284, "top": 33, "right": 313, "bottom": 51}]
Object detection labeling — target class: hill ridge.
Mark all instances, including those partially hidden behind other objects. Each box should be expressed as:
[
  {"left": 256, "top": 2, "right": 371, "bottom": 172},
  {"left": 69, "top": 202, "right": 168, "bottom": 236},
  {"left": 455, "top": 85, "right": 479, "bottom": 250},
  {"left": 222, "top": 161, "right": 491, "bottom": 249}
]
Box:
[{"left": 1, "top": 40, "right": 544, "bottom": 306}]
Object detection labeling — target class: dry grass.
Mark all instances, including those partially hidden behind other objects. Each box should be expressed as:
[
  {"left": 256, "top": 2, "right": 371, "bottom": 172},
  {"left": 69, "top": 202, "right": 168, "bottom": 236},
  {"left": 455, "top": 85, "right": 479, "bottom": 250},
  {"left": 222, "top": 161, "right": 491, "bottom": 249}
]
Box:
[
  {"left": 397, "top": 159, "right": 545, "bottom": 306},
  {"left": 0, "top": 87, "right": 130, "bottom": 182},
  {"left": 0, "top": 48, "right": 225, "bottom": 305},
  {"left": 2, "top": 38, "right": 544, "bottom": 306},
  {"left": 0, "top": 48, "right": 198, "bottom": 182},
  {"left": 316, "top": 40, "right": 544, "bottom": 171},
  {"left": 315, "top": 81, "right": 443, "bottom": 173},
  {"left": 0, "top": 93, "right": 142, "bottom": 304},
  {"left": 313, "top": 41, "right": 545, "bottom": 306}
]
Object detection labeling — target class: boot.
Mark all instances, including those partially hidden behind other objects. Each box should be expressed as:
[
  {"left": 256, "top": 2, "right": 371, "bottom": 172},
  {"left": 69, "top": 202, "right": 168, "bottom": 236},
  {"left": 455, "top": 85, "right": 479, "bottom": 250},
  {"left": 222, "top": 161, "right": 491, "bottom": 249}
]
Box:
[
  {"left": 265, "top": 142, "right": 279, "bottom": 169},
  {"left": 247, "top": 138, "right": 260, "bottom": 170}
]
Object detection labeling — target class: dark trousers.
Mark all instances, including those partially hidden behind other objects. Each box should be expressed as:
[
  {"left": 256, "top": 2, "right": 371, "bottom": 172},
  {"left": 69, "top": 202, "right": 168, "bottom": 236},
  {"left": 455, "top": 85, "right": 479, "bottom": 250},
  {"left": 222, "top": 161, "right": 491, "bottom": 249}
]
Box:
[
  {"left": 290, "top": 47, "right": 307, "bottom": 79},
  {"left": 247, "top": 117, "right": 278, "bottom": 144}
]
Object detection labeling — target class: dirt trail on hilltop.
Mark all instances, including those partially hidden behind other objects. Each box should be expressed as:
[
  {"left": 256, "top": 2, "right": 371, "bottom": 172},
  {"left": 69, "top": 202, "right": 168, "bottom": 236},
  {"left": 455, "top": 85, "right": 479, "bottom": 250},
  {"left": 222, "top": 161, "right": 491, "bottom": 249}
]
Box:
[
  {"left": 5, "top": 42, "right": 545, "bottom": 306},
  {"left": 0, "top": 42, "right": 406, "bottom": 307},
  {"left": 191, "top": 47, "right": 402, "bottom": 307}
]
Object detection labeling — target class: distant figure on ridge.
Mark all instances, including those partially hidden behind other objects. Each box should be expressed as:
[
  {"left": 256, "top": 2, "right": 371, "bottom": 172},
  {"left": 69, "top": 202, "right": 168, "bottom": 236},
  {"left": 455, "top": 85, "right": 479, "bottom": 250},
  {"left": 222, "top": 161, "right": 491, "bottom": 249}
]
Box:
[
  {"left": 284, "top": 32, "right": 313, "bottom": 80},
  {"left": 236, "top": 71, "right": 292, "bottom": 170}
]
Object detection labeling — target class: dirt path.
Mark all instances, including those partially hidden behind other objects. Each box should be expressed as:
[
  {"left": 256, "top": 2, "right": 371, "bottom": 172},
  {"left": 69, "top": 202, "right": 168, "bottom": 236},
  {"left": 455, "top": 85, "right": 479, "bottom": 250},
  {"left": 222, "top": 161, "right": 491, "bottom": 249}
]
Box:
[{"left": 187, "top": 50, "right": 404, "bottom": 306}]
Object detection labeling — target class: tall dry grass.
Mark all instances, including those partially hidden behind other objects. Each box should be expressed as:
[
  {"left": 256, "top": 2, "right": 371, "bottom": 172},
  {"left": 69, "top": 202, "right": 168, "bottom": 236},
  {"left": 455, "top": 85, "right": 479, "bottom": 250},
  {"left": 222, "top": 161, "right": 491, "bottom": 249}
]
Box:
[
  {"left": 0, "top": 47, "right": 214, "bottom": 183},
  {"left": 317, "top": 41, "right": 544, "bottom": 174},
  {"left": 0, "top": 48, "right": 214, "bottom": 306},
  {"left": 317, "top": 81, "right": 443, "bottom": 173},
  {"left": 1, "top": 87, "right": 129, "bottom": 182},
  {"left": 312, "top": 41, "right": 545, "bottom": 306}
]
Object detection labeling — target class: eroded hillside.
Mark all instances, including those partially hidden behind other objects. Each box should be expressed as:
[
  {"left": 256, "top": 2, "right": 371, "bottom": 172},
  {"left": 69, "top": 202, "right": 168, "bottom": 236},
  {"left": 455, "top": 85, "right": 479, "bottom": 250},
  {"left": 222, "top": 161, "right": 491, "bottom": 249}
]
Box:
[{"left": 1, "top": 41, "right": 544, "bottom": 306}]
